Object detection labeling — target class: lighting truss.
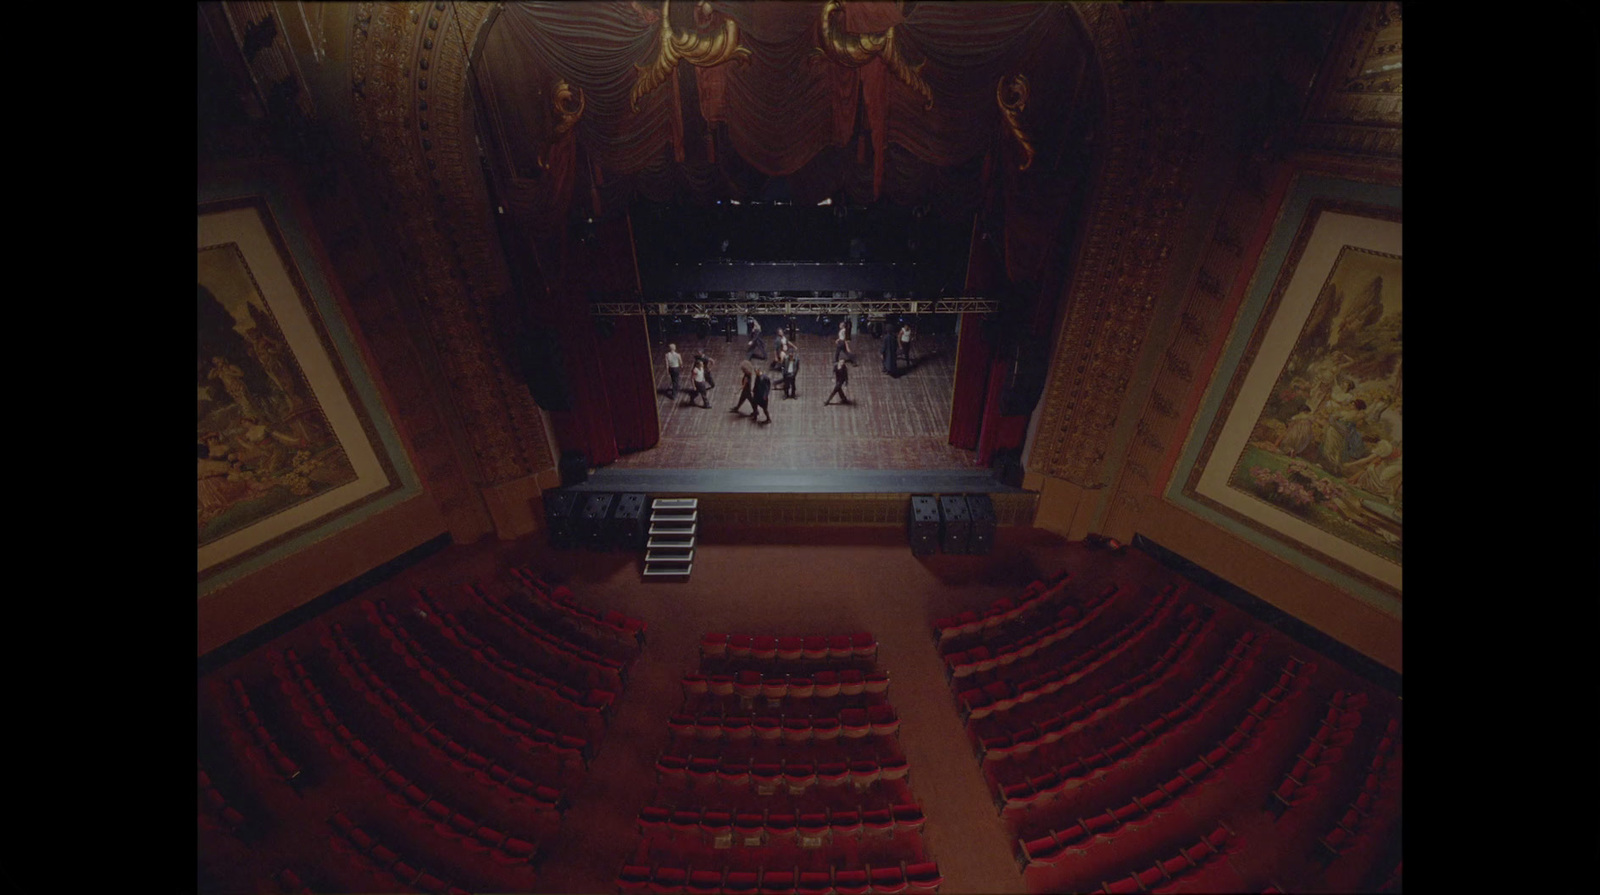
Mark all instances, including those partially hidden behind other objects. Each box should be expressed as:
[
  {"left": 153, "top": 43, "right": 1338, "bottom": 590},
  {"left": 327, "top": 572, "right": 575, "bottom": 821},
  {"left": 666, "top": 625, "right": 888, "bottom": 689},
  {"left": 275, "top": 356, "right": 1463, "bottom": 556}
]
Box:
[{"left": 591, "top": 297, "right": 999, "bottom": 316}]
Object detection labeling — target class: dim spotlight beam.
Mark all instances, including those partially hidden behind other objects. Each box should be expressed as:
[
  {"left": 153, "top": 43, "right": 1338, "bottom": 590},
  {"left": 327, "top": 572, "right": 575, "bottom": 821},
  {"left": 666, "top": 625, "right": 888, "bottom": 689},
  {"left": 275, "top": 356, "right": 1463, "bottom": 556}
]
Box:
[{"left": 591, "top": 298, "right": 998, "bottom": 316}]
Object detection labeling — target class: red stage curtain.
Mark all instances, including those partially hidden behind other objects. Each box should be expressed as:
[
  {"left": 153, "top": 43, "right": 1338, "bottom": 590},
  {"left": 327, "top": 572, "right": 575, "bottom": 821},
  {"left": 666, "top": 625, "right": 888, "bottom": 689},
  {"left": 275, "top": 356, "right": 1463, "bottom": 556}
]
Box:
[
  {"left": 596, "top": 314, "right": 661, "bottom": 455},
  {"left": 547, "top": 311, "right": 619, "bottom": 469},
  {"left": 947, "top": 314, "right": 991, "bottom": 450}
]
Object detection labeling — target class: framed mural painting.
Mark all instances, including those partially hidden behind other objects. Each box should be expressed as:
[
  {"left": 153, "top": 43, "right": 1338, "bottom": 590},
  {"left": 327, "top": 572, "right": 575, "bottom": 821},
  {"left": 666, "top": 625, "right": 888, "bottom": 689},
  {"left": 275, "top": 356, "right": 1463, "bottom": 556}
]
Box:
[
  {"left": 198, "top": 194, "right": 412, "bottom": 590},
  {"left": 1172, "top": 175, "right": 1401, "bottom": 613}
]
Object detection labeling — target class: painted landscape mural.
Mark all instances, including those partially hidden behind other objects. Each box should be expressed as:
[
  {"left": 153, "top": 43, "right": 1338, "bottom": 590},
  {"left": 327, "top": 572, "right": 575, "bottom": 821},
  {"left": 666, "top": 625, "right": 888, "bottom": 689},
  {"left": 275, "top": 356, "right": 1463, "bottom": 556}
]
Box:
[
  {"left": 1228, "top": 246, "right": 1402, "bottom": 564},
  {"left": 198, "top": 244, "right": 356, "bottom": 547}
]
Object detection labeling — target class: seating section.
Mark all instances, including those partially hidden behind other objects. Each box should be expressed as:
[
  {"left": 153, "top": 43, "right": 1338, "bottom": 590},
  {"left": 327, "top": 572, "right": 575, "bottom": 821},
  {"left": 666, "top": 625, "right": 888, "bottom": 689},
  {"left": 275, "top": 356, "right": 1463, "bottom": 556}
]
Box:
[
  {"left": 197, "top": 568, "right": 641, "bottom": 894},
  {"left": 510, "top": 566, "right": 648, "bottom": 650},
  {"left": 199, "top": 538, "right": 1399, "bottom": 895},
  {"left": 935, "top": 546, "right": 1402, "bottom": 895},
  {"left": 622, "top": 631, "right": 944, "bottom": 892}
]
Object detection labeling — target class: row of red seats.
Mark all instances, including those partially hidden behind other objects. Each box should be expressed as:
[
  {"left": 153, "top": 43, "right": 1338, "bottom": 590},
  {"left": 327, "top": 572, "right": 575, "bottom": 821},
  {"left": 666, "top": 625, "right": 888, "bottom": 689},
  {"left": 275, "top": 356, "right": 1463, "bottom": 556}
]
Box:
[
  {"left": 971, "top": 618, "right": 1230, "bottom": 761},
  {"left": 362, "top": 601, "right": 591, "bottom": 767},
  {"left": 981, "top": 629, "right": 1259, "bottom": 772},
  {"left": 657, "top": 754, "right": 912, "bottom": 794},
  {"left": 931, "top": 570, "right": 1078, "bottom": 644},
  {"left": 326, "top": 810, "right": 473, "bottom": 895},
  {"left": 509, "top": 566, "right": 647, "bottom": 648},
  {"left": 961, "top": 602, "right": 1207, "bottom": 722},
  {"left": 667, "top": 706, "right": 902, "bottom": 742},
  {"left": 619, "top": 861, "right": 944, "bottom": 894},
  {"left": 1269, "top": 689, "right": 1366, "bottom": 813},
  {"left": 405, "top": 593, "right": 617, "bottom": 724},
  {"left": 640, "top": 804, "right": 926, "bottom": 846},
  {"left": 273, "top": 868, "right": 314, "bottom": 894},
  {"left": 943, "top": 583, "right": 1129, "bottom": 679},
  {"left": 272, "top": 649, "right": 547, "bottom": 866},
  {"left": 703, "top": 632, "right": 878, "bottom": 663},
  {"left": 684, "top": 669, "right": 891, "bottom": 703},
  {"left": 990, "top": 646, "right": 1284, "bottom": 814},
  {"left": 1319, "top": 717, "right": 1401, "bottom": 857},
  {"left": 324, "top": 622, "right": 568, "bottom": 812},
  {"left": 197, "top": 762, "right": 247, "bottom": 833},
  {"left": 1017, "top": 658, "right": 1315, "bottom": 868},
  {"left": 450, "top": 583, "right": 627, "bottom": 693},
  {"left": 1095, "top": 824, "right": 1236, "bottom": 894},
  {"left": 228, "top": 677, "right": 303, "bottom": 783}
]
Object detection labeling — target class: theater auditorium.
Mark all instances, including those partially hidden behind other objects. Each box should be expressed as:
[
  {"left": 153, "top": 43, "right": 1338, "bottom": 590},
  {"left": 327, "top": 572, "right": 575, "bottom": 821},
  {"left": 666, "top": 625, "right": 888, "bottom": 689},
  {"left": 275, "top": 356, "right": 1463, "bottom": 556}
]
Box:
[{"left": 198, "top": 3, "right": 1407, "bottom": 893}]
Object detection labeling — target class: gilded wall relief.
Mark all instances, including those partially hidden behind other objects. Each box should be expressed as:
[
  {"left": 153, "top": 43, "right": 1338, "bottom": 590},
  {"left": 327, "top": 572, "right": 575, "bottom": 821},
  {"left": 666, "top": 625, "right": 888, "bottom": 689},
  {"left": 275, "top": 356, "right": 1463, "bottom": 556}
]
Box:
[{"left": 349, "top": 1, "right": 555, "bottom": 489}]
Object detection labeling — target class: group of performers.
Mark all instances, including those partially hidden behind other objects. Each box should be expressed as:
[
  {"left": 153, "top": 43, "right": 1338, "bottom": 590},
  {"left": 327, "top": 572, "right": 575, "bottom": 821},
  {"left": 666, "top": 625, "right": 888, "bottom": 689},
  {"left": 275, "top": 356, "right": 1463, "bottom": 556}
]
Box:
[{"left": 662, "top": 317, "right": 921, "bottom": 419}]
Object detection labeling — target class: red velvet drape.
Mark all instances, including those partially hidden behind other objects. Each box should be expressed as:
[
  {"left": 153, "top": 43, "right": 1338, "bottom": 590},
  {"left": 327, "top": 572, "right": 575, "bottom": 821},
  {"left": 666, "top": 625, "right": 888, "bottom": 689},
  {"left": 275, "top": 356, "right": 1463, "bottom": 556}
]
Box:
[
  {"left": 947, "top": 313, "right": 991, "bottom": 450},
  {"left": 596, "top": 314, "right": 660, "bottom": 455},
  {"left": 547, "top": 308, "right": 620, "bottom": 468}
]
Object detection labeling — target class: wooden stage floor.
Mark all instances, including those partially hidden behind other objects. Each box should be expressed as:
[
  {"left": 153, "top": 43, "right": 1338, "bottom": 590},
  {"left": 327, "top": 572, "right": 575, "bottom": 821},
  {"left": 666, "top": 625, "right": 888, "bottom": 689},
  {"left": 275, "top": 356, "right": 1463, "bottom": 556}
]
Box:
[{"left": 610, "top": 328, "right": 981, "bottom": 471}]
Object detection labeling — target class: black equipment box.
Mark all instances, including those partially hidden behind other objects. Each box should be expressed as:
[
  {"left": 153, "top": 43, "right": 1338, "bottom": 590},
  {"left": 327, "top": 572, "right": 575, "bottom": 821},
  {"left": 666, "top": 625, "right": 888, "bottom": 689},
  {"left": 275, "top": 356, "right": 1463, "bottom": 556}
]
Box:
[
  {"left": 940, "top": 495, "right": 971, "bottom": 555},
  {"left": 543, "top": 490, "right": 582, "bottom": 549},
  {"left": 966, "top": 493, "right": 996, "bottom": 555},
  {"left": 608, "top": 493, "right": 649, "bottom": 550},
  {"left": 579, "top": 492, "right": 618, "bottom": 550},
  {"left": 909, "top": 495, "right": 940, "bottom": 555}
]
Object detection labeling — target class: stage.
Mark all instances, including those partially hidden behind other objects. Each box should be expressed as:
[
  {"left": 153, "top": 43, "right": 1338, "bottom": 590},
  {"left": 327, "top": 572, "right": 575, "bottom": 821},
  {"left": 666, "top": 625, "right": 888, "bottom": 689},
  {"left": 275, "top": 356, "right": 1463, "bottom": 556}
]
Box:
[{"left": 611, "top": 327, "right": 979, "bottom": 471}]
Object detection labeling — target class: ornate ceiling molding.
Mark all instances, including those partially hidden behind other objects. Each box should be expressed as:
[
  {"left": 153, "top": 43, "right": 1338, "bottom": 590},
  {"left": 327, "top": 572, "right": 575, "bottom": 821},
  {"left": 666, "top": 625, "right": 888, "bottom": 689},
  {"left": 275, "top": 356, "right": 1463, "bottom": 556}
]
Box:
[
  {"left": 1299, "top": 2, "right": 1401, "bottom": 160},
  {"left": 1028, "top": 3, "right": 1216, "bottom": 487},
  {"left": 814, "top": 0, "right": 933, "bottom": 109},
  {"left": 996, "top": 74, "right": 1034, "bottom": 171},
  {"left": 631, "top": 0, "right": 752, "bottom": 111},
  {"left": 349, "top": 1, "right": 554, "bottom": 487}
]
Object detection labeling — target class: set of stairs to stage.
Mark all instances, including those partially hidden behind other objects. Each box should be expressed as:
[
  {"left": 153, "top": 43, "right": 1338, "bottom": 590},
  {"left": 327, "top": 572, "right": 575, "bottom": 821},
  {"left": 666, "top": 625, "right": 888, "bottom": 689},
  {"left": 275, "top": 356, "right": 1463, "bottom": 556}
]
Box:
[{"left": 644, "top": 498, "right": 698, "bottom": 578}]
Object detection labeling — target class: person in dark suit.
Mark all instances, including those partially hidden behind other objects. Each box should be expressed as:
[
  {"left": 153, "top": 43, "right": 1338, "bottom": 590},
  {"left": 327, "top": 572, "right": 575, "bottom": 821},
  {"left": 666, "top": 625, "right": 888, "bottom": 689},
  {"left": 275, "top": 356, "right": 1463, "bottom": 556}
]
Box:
[
  {"left": 751, "top": 368, "right": 773, "bottom": 422},
  {"left": 780, "top": 348, "right": 800, "bottom": 398},
  {"left": 824, "top": 357, "right": 852, "bottom": 405},
  {"left": 881, "top": 327, "right": 898, "bottom": 376}
]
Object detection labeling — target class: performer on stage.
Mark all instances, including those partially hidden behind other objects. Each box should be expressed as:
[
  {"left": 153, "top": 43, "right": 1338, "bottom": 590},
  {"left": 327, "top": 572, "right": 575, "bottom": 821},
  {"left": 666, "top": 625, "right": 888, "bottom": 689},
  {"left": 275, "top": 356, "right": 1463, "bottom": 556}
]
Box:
[
  {"left": 751, "top": 367, "right": 773, "bottom": 423},
  {"left": 690, "top": 359, "right": 711, "bottom": 407},
  {"left": 898, "top": 324, "right": 915, "bottom": 367},
  {"left": 881, "top": 326, "right": 898, "bottom": 376},
  {"left": 730, "top": 360, "right": 756, "bottom": 415},
  {"left": 663, "top": 343, "right": 682, "bottom": 399},
  {"left": 824, "top": 357, "right": 852, "bottom": 405},
  {"left": 780, "top": 348, "right": 800, "bottom": 399},
  {"left": 835, "top": 322, "right": 856, "bottom": 366}
]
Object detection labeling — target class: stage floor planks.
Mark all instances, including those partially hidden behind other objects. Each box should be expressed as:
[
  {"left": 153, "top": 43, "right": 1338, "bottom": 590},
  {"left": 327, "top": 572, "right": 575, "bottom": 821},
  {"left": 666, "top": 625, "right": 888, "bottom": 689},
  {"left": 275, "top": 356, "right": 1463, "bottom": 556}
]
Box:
[{"left": 612, "top": 330, "right": 981, "bottom": 471}]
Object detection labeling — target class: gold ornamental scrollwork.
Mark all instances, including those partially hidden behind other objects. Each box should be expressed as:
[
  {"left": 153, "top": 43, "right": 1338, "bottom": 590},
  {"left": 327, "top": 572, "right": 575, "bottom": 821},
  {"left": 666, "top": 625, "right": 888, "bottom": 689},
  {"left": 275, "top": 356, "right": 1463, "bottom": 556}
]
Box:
[
  {"left": 630, "top": 0, "right": 752, "bottom": 111},
  {"left": 537, "top": 78, "right": 586, "bottom": 170},
  {"left": 996, "top": 73, "right": 1034, "bottom": 171},
  {"left": 814, "top": 0, "right": 933, "bottom": 110}
]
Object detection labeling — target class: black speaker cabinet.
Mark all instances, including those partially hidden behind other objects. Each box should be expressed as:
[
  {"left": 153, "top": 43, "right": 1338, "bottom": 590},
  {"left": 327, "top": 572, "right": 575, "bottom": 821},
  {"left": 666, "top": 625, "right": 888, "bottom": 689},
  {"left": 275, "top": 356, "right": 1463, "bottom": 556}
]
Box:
[
  {"left": 543, "top": 490, "right": 582, "bottom": 549},
  {"left": 560, "top": 449, "right": 589, "bottom": 487},
  {"left": 940, "top": 495, "right": 971, "bottom": 555},
  {"left": 966, "top": 493, "right": 996, "bottom": 555},
  {"left": 608, "top": 493, "right": 649, "bottom": 551},
  {"left": 909, "top": 495, "right": 939, "bottom": 555},
  {"left": 579, "top": 492, "right": 618, "bottom": 550}
]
